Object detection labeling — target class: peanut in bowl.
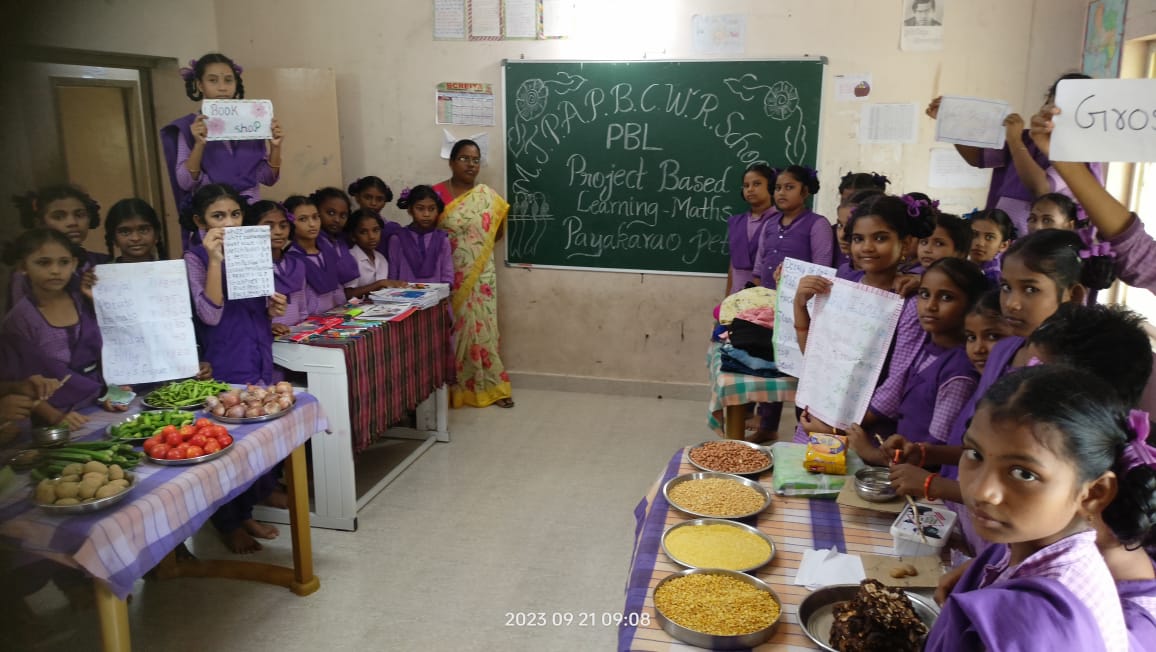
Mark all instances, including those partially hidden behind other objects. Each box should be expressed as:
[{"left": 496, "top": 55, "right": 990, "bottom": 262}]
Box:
[{"left": 687, "top": 440, "right": 774, "bottom": 475}]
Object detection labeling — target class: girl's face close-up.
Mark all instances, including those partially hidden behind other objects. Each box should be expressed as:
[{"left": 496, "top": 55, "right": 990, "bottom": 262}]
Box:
[
  {"left": 998, "top": 253, "right": 1073, "bottom": 337},
  {"left": 22, "top": 241, "right": 77, "bottom": 293},
  {"left": 849, "top": 216, "right": 903, "bottom": 274},
  {"left": 970, "top": 219, "right": 1009, "bottom": 263},
  {"left": 40, "top": 198, "right": 90, "bottom": 245},
  {"left": 742, "top": 171, "right": 772, "bottom": 211},
  {"left": 409, "top": 198, "right": 440, "bottom": 230},
  {"left": 355, "top": 188, "right": 388, "bottom": 215},
  {"left": 774, "top": 173, "right": 808, "bottom": 213},
  {"left": 917, "top": 225, "right": 962, "bottom": 269},
  {"left": 114, "top": 215, "right": 158, "bottom": 260},
  {"left": 835, "top": 205, "right": 853, "bottom": 256},
  {"left": 450, "top": 145, "right": 481, "bottom": 185},
  {"left": 257, "top": 210, "right": 292, "bottom": 251},
  {"left": 319, "top": 198, "right": 350, "bottom": 236},
  {"left": 1026, "top": 200, "right": 1074, "bottom": 234},
  {"left": 293, "top": 204, "right": 322, "bottom": 242},
  {"left": 197, "top": 62, "right": 237, "bottom": 100},
  {"left": 964, "top": 312, "right": 1009, "bottom": 374},
  {"left": 916, "top": 268, "right": 969, "bottom": 337},
  {"left": 196, "top": 198, "right": 243, "bottom": 230},
  {"left": 351, "top": 217, "right": 382, "bottom": 252}
]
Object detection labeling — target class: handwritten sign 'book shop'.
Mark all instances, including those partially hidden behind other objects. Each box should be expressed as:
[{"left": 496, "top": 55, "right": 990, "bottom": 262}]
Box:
[{"left": 202, "top": 99, "right": 274, "bottom": 141}]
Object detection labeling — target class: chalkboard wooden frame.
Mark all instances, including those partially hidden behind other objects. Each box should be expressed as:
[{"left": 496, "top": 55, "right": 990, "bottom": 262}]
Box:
[{"left": 501, "top": 57, "right": 827, "bottom": 276}]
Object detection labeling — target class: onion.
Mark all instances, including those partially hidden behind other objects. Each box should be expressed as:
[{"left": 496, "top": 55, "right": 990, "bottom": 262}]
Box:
[
  {"left": 220, "top": 391, "right": 241, "bottom": 407},
  {"left": 275, "top": 381, "right": 293, "bottom": 394},
  {"left": 238, "top": 390, "right": 251, "bottom": 402},
  {"left": 252, "top": 388, "right": 269, "bottom": 401},
  {"left": 226, "top": 405, "right": 247, "bottom": 418},
  {"left": 244, "top": 407, "right": 264, "bottom": 418},
  {"left": 204, "top": 395, "right": 220, "bottom": 409},
  {"left": 245, "top": 398, "right": 262, "bottom": 409},
  {"left": 263, "top": 401, "right": 282, "bottom": 415},
  {"left": 212, "top": 405, "right": 226, "bottom": 416},
  {"left": 277, "top": 395, "right": 292, "bottom": 409}
]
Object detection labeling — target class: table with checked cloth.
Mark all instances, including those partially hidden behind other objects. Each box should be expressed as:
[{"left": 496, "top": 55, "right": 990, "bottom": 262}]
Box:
[
  {"left": 619, "top": 448, "right": 900, "bottom": 651},
  {"left": 299, "top": 302, "right": 455, "bottom": 452},
  {"left": 0, "top": 393, "right": 328, "bottom": 599},
  {"left": 707, "top": 343, "right": 798, "bottom": 436}
]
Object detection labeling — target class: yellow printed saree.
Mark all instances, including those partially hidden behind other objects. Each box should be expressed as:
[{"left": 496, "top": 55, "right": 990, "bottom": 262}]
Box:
[{"left": 435, "top": 183, "right": 512, "bottom": 407}]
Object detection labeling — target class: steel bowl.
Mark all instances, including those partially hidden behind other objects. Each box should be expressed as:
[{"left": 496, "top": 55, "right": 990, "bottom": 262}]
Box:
[
  {"left": 662, "top": 471, "right": 772, "bottom": 519},
  {"left": 146, "top": 443, "right": 232, "bottom": 466},
  {"left": 854, "top": 466, "right": 898, "bottom": 503},
  {"left": 8, "top": 449, "right": 42, "bottom": 471},
  {"left": 797, "top": 583, "right": 940, "bottom": 652},
  {"left": 687, "top": 440, "right": 774, "bottom": 476},
  {"left": 205, "top": 401, "right": 294, "bottom": 424},
  {"left": 653, "top": 568, "right": 782, "bottom": 650},
  {"left": 30, "top": 425, "right": 71, "bottom": 448},
  {"left": 662, "top": 518, "right": 776, "bottom": 572},
  {"left": 36, "top": 473, "right": 136, "bottom": 515}
]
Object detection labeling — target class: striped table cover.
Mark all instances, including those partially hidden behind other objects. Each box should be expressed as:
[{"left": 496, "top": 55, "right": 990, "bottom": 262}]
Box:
[
  {"left": 304, "top": 302, "right": 455, "bottom": 452},
  {"left": 620, "top": 448, "right": 898, "bottom": 651},
  {"left": 0, "top": 394, "right": 328, "bottom": 599},
  {"left": 707, "top": 344, "right": 798, "bottom": 435}
]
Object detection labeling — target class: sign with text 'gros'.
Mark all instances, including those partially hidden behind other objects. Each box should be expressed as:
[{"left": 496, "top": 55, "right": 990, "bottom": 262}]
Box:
[{"left": 1052, "top": 78, "right": 1156, "bottom": 163}]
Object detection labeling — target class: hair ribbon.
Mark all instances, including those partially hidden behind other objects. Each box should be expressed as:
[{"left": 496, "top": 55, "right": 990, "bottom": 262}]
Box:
[
  {"left": 179, "top": 58, "right": 197, "bottom": 82},
  {"left": 399, "top": 187, "right": 412, "bottom": 203},
  {"left": 1122, "top": 409, "right": 1156, "bottom": 472}
]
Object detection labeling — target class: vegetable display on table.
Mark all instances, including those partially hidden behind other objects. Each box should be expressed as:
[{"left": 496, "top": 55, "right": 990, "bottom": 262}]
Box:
[
  {"left": 143, "top": 417, "right": 234, "bottom": 462},
  {"left": 144, "top": 379, "right": 232, "bottom": 409},
  {"left": 31, "top": 442, "right": 143, "bottom": 481},
  {"left": 205, "top": 382, "right": 296, "bottom": 420},
  {"left": 107, "top": 410, "right": 195, "bottom": 441}
]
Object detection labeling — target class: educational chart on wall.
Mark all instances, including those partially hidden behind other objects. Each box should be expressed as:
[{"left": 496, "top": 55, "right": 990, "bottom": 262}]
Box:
[
  {"left": 503, "top": 59, "right": 824, "bottom": 275},
  {"left": 1082, "top": 0, "right": 1127, "bottom": 79}
]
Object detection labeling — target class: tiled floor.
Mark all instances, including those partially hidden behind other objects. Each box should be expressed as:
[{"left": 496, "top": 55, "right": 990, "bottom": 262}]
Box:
[{"left": 18, "top": 389, "right": 787, "bottom": 652}]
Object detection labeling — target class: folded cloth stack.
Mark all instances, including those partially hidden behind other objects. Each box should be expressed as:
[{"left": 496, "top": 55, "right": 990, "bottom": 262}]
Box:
[
  {"left": 719, "top": 286, "right": 777, "bottom": 325},
  {"left": 720, "top": 342, "right": 783, "bottom": 378}
]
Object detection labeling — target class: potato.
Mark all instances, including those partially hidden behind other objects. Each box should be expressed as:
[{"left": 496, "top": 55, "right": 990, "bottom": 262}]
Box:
[
  {"left": 54, "top": 481, "right": 81, "bottom": 500},
  {"left": 59, "top": 474, "right": 81, "bottom": 483},
  {"left": 81, "top": 497, "right": 97, "bottom": 503},
  {"left": 94, "top": 484, "right": 125, "bottom": 499},
  {"left": 78, "top": 479, "right": 102, "bottom": 500},
  {"left": 35, "top": 480, "right": 57, "bottom": 504},
  {"left": 54, "top": 498, "right": 80, "bottom": 506},
  {"left": 83, "top": 461, "right": 108, "bottom": 475},
  {"left": 107, "top": 465, "right": 124, "bottom": 481},
  {"left": 82, "top": 472, "right": 107, "bottom": 484},
  {"left": 61, "top": 463, "right": 85, "bottom": 477},
  {"left": 107, "top": 479, "right": 130, "bottom": 490}
]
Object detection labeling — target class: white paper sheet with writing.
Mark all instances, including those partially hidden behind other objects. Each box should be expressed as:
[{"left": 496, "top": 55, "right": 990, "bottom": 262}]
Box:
[
  {"left": 859, "top": 103, "right": 918, "bottom": 144},
  {"left": 795, "top": 279, "right": 903, "bottom": 429},
  {"left": 1052, "top": 78, "right": 1156, "bottom": 163},
  {"left": 773, "top": 258, "right": 838, "bottom": 378},
  {"left": 434, "top": 0, "right": 467, "bottom": 39},
  {"left": 934, "top": 96, "right": 1010, "bottom": 149},
  {"left": 201, "top": 100, "right": 274, "bottom": 141},
  {"left": 223, "top": 226, "right": 275, "bottom": 300},
  {"left": 92, "top": 261, "right": 200, "bottom": 385}
]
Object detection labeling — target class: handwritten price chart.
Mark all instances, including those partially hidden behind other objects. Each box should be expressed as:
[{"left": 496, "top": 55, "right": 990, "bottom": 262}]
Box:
[
  {"left": 92, "top": 261, "right": 201, "bottom": 385},
  {"left": 223, "top": 226, "right": 276, "bottom": 300},
  {"left": 502, "top": 59, "right": 824, "bottom": 275}
]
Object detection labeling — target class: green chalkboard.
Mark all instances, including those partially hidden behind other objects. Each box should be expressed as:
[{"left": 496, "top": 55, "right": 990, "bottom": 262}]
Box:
[{"left": 503, "top": 58, "right": 825, "bottom": 275}]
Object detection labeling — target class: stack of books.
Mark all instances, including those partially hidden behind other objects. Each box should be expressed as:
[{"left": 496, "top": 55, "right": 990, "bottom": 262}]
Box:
[{"left": 368, "top": 283, "right": 449, "bottom": 310}]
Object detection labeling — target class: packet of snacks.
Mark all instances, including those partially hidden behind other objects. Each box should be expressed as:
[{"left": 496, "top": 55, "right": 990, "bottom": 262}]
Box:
[{"left": 804, "top": 433, "right": 848, "bottom": 475}]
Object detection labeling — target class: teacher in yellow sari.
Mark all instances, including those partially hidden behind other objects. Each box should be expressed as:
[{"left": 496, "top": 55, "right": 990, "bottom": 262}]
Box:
[{"left": 434, "top": 139, "right": 514, "bottom": 408}]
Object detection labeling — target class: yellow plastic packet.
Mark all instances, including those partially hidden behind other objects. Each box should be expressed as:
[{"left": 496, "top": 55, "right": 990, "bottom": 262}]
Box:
[{"left": 803, "top": 433, "right": 848, "bottom": 475}]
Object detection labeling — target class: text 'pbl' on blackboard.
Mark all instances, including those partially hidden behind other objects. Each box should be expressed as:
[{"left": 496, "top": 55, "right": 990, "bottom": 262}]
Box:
[
  {"left": 504, "top": 60, "right": 823, "bottom": 274},
  {"left": 1052, "top": 78, "right": 1156, "bottom": 163}
]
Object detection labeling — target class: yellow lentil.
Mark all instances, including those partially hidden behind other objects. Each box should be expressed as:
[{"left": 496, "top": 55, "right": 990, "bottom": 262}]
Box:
[
  {"left": 654, "top": 573, "right": 780, "bottom": 636},
  {"left": 665, "top": 524, "right": 771, "bottom": 570},
  {"left": 667, "top": 478, "right": 766, "bottom": 516}
]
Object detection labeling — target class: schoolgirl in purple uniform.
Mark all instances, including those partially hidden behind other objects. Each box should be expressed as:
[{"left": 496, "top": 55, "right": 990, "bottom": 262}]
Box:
[
  {"left": 966, "top": 208, "right": 1016, "bottom": 287},
  {"left": 348, "top": 176, "right": 404, "bottom": 257},
  {"left": 9, "top": 185, "right": 109, "bottom": 308},
  {"left": 926, "top": 366, "right": 1150, "bottom": 651},
  {"left": 247, "top": 200, "right": 306, "bottom": 331},
  {"left": 286, "top": 192, "right": 358, "bottom": 314},
  {"left": 916, "top": 213, "right": 971, "bottom": 271},
  {"left": 389, "top": 185, "right": 454, "bottom": 285},
  {"left": 751, "top": 165, "right": 833, "bottom": 289},
  {"left": 1027, "top": 192, "right": 1080, "bottom": 234},
  {"left": 847, "top": 258, "right": 986, "bottom": 465},
  {"left": 161, "top": 54, "right": 282, "bottom": 249},
  {"left": 724, "top": 164, "right": 776, "bottom": 295},
  {"left": 0, "top": 230, "right": 108, "bottom": 431},
  {"left": 344, "top": 209, "right": 406, "bottom": 298},
  {"left": 833, "top": 189, "right": 884, "bottom": 281}
]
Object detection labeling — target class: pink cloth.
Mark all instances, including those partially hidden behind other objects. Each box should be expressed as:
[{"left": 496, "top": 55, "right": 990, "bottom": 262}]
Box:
[{"left": 733, "top": 306, "right": 775, "bottom": 330}]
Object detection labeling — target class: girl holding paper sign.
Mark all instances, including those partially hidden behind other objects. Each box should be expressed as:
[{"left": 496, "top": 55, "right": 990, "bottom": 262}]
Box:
[
  {"left": 161, "top": 53, "right": 283, "bottom": 249},
  {"left": 182, "top": 184, "right": 286, "bottom": 384}
]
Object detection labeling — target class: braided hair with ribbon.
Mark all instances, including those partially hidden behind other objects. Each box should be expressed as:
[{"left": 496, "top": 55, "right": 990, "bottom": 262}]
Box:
[{"left": 181, "top": 53, "right": 245, "bottom": 101}]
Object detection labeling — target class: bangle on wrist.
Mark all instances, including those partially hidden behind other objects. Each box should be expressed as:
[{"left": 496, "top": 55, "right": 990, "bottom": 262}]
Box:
[
  {"left": 917, "top": 443, "right": 927, "bottom": 468},
  {"left": 923, "top": 472, "right": 939, "bottom": 501}
]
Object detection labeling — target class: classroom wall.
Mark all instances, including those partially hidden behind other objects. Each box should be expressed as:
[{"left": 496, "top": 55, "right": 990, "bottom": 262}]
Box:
[{"left": 210, "top": 0, "right": 1087, "bottom": 390}]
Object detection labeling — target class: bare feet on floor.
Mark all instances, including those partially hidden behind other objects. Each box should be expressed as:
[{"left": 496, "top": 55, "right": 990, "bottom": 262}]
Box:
[
  {"left": 243, "top": 518, "right": 279, "bottom": 540},
  {"left": 495, "top": 397, "right": 515, "bottom": 408},
  {"left": 224, "top": 528, "right": 263, "bottom": 554},
  {"left": 262, "top": 489, "right": 290, "bottom": 509}
]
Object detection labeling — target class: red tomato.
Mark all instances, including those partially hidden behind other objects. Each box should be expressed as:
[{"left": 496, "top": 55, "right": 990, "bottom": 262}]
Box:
[
  {"left": 150, "top": 444, "right": 169, "bottom": 459},
  {"left": 210, "top": 425, "right": 229, "bottom": 439},
  {"left": 216, "top": 434, "right": 233, "bottom": 447},
  {"left": 203, "top": 439, "right": 221, "bottom": 454},
  {"left": 165, "top": 448, "right": 185, "bottom": 460},
  {"left": 195, "top": 418, "right": 212, "bottom": 429},
  {"left": 177, "top": 443, "right": 191, "bottom": 454},
  {"left": 161, "top": 425, "right": 178, "bottom": 438},
  {"left": 178, "top": 425, "right": 196, "bottom": 438},
  {"left": 143, "top": 438, "right": 159, "bottom": 454},
  {"left": 164, "top": 432, "right": 183, "bottom": 448},
  {"left": 185, "top": 445, "right": 205, "bottom": 458},
  {"left": 189, "top": 434, "right": 208, "bottom": 447}
]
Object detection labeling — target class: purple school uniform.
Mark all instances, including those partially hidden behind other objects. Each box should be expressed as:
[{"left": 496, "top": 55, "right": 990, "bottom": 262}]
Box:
[
  {"left": 726, "top": 209, "right": 772, "bottom": 292},
  {"left": 272, "top": 253, "right": 307, "bottom": 327},
  {"left": 835, "top": 262, "right": 863, "bottom": 282},
  {"left": 927, "top": 535, "right": 1117, "bottom": 651},
  {"left": 289, "top": 237, "right": 357, "bottom": 315},
  {"left": 320, "top": 232, "right": 361, "bottom": 286},
  {"left": 1109, "top": 214, "right": 1156, "bottom": 295},
  {"left": 185, "top": 246, "right": 273, "bottom": 384},
  {"left": 374, "top": 220, "right": 406, "bottom": 260},
  {"left": 8, "top": 249, "right": 110, "bottom": 310},
  {"left": 387, "top": 225, "right": 454, "bottom": 285},
  {"left": 896, "top": 343, "right": 978, "bottom": 444},
  {"left": 752, "top": 209, "right": 834, "bottom": 289},
  {"left": 1119, "top": 562, "right": 1156, "bottom": 650},
  {"left": 0, "top": 292, "right": 104, "bottom": 410},
  {"left": 979, "top": 256, "right": 1002, "bottom": 287}
]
